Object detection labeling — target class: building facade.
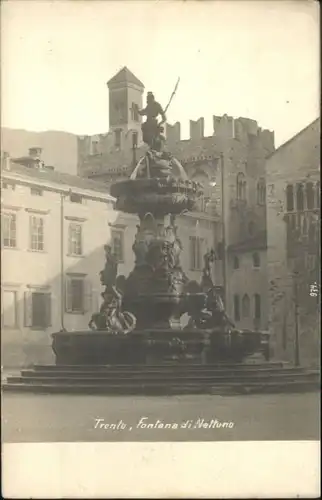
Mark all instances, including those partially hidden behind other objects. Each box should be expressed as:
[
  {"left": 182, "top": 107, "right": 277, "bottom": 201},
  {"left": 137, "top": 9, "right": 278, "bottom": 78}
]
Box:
[
  {"left": 266, "top": 119, "right": 320, "bottom": 366},
  {"left": 1, "top": 148, "right": 217, "bottom": 367},
  {"left": 77, "top": 66, "right": 275, "bottom": 332}
]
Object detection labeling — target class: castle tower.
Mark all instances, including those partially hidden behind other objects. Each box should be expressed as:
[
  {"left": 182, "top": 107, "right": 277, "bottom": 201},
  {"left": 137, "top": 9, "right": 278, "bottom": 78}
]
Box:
[{"left": 107, "top": 66, "right": 145, "bottom": 150}]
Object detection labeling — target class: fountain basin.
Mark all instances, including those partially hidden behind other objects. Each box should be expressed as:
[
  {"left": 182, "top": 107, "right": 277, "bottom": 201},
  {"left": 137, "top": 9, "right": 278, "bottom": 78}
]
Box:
[
  {"left": 110, "top": 177, "right": 203, "bottom": 215},
  {"left": 52, "top": 328, "right": 269, "bottom": 365}
]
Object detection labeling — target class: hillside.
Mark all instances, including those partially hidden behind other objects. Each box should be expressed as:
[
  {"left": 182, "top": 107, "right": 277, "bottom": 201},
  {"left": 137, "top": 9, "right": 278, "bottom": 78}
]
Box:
[{"left": 1, "top": 128, "right": 78, "bottom": 175}]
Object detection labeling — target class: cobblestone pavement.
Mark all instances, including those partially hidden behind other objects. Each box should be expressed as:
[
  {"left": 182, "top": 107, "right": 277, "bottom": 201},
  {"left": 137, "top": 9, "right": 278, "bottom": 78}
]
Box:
[{"left": 2, "top": 391, "right": 320, "bottom": 442}]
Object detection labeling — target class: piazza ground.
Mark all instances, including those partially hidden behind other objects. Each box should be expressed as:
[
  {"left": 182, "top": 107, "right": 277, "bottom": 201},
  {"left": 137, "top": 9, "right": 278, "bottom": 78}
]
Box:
[{"left": 2, "top": 391, "right": 320, "bottom": 442}]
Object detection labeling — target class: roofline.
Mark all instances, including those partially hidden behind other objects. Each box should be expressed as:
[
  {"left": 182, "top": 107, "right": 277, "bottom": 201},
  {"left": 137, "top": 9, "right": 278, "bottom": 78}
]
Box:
[
  {"left": 266, "top": 118, "right": 320, "bottom": 160},
  {"left": 1, "top": 166, "right": 116, "bottom": 202},
  {"left": 107, "top": 66, "right": 144, "bottom": 88}
]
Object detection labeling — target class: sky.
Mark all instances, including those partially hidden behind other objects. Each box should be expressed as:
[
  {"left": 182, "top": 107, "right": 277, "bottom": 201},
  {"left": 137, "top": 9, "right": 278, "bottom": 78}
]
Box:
[{"left": 1, "top": 0, "right": 320, "bottom": 146}]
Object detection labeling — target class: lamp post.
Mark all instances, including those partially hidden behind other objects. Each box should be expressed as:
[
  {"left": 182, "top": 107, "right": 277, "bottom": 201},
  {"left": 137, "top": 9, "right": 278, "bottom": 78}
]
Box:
[
  {"left": 293, "top": 278, "right": 300, "bottom": 366},
  {"left": 293, "top": 266, "right": 301, "bottom": 366},
  {"left": 60, "top": 192, "right": 66, "bottom": 332},
  {"left": 220, "top": 153, "right": 228, "bottom": 308},
  {"left": 208, "top": 153, "right": 227, "bottom": 306},
  {"left": 132, "top": 132, "right": 138, "bottom": 168}
]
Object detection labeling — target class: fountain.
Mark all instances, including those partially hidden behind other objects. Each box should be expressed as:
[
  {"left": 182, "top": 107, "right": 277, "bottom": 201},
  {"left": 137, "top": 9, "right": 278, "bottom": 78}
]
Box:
[
  {"left": 52, "top": 119, "right": 270, "bottom": 366},
  {"left": 5, "top": 95, "right": 320, "bottom": 397}
]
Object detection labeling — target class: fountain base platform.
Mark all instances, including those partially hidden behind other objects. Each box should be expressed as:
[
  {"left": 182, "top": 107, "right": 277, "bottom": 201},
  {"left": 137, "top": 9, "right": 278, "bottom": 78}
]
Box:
[{"left": 51, "top": 328, "right": 270, "bottom": 366}]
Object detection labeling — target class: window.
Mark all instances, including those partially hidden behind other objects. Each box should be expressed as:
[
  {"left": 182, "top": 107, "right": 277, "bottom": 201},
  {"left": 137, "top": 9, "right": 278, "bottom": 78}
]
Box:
[
  {"left": 66, "top": 276, "right": 86, "bottom": 313},
  {"left": 115, "top": 129, "right": 121, "bottom": 148},
  {"left": 2, "top": 290, "right": 17, "bottom": 327},
  {"left": 257, "top": 178, "right": 266, "bottom": 205},
  {"left": 233, "top": 256, "right": 239, "bottom": 269},
  {"left": 308, "top": 222, "right": 316, "bottom": 244},
  {"left": 2, "top": 181, "right": 16, "bottom": 190},
  {"left": 237, "top": 172, "right": 246, "bottom": 201},
  {"left": 70, "top": 193, "right": 83, "bottom": 204},
  {"left": 252, "top": 252, "right": 260, "bottom": 268},
  {"left": 306, "top": 182, "right": 315, "bottom": 210},
  {"left": 30, "top": 187, "right": 43, "bottom": 196},
  {"left": 132, "top": 131, "right": 138, "bottom": 149},
  {"left": 286, "top": 184, "right": 294, "bottom": 212},
  {"left": 131, "top": 103, "right": 139, "bottom": 122},
  {"left": 68, "top": 223, "right": 82, "bottom": 256},
  {"left": 254, "top": 294, "right": 261, "bottom": 320},
  {"left": 316, "top": 182, "right": 320, "bottom": 209},
  {"left": 111, "top": 230, "right": 124, "bottom": 262},
  {"left": 2, "top": 212, "right": 17, "bottom": 248},
  {"left": 234, "top": 295, "right": 240, "bottom": 321},
  {"left": 24, "top": 291, "right": 51, "bottom": 328},
  {"left": 91, "top": 141, "right": 99, "bottom": 155},
  {"left": 242, "top": 294, "right": 250, "bottom": 318},
  {"left": 248, "top": 221, "right": 255, "bottom": 236},
  {"left": 115, "top": 103, "right": 125, "bottom": 123},
  {"left": 30, "top": 216, "right": 44, "bottom": 251},
  {"left": 296, "top": 183, "right": 304, "bottom": 211},
  {"left": 189, "top": 236, "right": 204, "bottom": 270}
]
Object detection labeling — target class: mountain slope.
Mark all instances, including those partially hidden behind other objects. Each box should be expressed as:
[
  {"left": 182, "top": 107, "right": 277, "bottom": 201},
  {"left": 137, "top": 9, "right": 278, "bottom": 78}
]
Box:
[{"left": 1, "top": 128, "right": 78, "bottom": 175}]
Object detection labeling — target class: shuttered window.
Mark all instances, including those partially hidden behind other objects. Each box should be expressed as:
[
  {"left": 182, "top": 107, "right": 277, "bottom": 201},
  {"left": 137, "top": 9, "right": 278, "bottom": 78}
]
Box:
[
  {"left": 65, "top": 275, "right": 92, "bottom": 314},
  {"left": 24, "top": 291, "right": 51, "bottom": 328}
]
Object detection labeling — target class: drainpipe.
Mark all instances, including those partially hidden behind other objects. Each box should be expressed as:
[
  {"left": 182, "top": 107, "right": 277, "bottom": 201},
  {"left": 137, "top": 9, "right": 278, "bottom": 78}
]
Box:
[
  {"left": 294, "top": 277, "right": 300, "bottom": 366},
  {"left": 60, "top": 193, "right": 66, "bottom": 331}
]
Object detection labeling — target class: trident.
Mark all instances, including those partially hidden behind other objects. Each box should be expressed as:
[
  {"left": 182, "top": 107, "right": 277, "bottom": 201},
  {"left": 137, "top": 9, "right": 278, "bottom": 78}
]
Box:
[{"left": 164, "top": 77, "right": 180, "bottom": 115}]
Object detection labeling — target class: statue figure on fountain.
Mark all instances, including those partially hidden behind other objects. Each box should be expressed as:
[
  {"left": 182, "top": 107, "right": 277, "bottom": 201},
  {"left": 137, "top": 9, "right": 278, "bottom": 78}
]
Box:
[
  {"left": 201, "top": 249, "right": 216, "bottom": 291},
  {"left": 139, "top": 91, "right": 166, "bottom": 150},
  {"left": 138, "top": 91, "right": 174, "bottom": 179},
  {"left": 186, "top": 249, "right": 235, "bottom": 331},
  {"left": 89, "top": 245, "right": 136, "bottom": 333}
]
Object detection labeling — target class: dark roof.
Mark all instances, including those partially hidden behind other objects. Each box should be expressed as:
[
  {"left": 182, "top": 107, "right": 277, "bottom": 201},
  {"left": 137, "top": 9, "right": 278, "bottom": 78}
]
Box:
[
  {"left": 228, "top": 230, "right": 267, "bottom": 253},
  {"left": 2, "top": 160, "right": 114, "bottom": 198},
  {"left": 107, "top": 66, "right": 144, "bottom": 88},
  {"left": 267, "top": 118, "right": 320, "bottom": 159}
]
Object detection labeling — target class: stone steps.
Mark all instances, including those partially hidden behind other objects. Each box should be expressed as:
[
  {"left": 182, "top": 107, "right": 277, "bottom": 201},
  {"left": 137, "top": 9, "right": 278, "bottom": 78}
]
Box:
[
  {"left": 32, "top": 361, "right": 284, "bottom": 371},
  {"left": 3, "top": 379, "right": 320, "bottom": 396},
  {"left": 7, "top": 371, "right": 319, "bottom": 385},
  {"left": 2, "top": 362, "right": 320, "bottom": 395},
  {"left": 21, "top": 366, "right": 306, "bottom": 377}
]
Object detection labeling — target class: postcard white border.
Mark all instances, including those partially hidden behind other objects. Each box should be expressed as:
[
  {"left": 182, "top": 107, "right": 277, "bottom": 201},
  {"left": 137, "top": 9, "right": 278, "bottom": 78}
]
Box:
[{"left": 2, "top": 441, "right": 320, "bottom": 498}]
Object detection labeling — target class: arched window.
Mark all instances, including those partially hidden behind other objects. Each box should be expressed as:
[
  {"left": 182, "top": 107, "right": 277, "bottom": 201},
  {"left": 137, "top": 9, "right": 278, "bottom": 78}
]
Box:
[
  {"left": 308, "top": 222, "right": 316, "bottom": 244},
  {"left": 257, "top": 178, "right": 266, "bottom": 205},
  {"left": 242, "top": 294, "right": 250, "bottom": 318},
  {"left": 296, "top": 183, "right": 304, "bottom": 211},
  {"left": 254, "top": 294, "right": 261, "bottom": 320},
  {"left": 233, "top": 256, "right": 239, "bottom": 269},
  {"left": 234, "top": 295, "right": 240, "bottom": 321},
  {"left": 286, "top": 184, "right": 294, "bottom": 212},
  {"left": 252, "top": 252, "right": 260, "bottom": 268},
  {"left": 237, "top": 173, "right": 246, "bottom": 201},
  {"left": 306, "top": 182, "right": 315, "bottom": 210}
]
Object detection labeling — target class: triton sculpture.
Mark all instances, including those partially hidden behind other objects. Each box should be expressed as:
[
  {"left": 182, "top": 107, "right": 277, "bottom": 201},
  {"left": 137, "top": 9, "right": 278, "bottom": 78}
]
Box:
[{"left": 89, "top": 244, "right": 136, "bottom": 333}]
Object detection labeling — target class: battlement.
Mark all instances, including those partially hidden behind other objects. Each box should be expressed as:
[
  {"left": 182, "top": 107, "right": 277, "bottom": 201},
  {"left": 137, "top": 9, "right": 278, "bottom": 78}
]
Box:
[
  {"left": 165, "top": 114, "right": 274, "bottom": 152},
  {"left": 77, "top": 114, "right": 275, "bottom": 176}
]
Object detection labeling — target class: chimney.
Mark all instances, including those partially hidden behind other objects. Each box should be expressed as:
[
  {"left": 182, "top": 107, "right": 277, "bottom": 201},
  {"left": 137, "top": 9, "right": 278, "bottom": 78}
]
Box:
[
  {"left": 2, "top": 151, "right": 11, "bottom": 170},
  {"left": 28, "top": 147, "right": 42, "bottom": 160}
]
